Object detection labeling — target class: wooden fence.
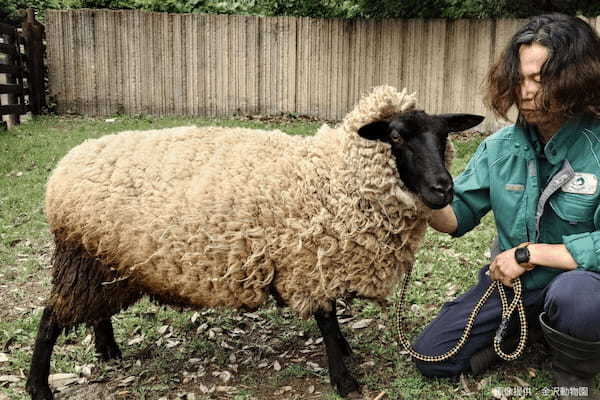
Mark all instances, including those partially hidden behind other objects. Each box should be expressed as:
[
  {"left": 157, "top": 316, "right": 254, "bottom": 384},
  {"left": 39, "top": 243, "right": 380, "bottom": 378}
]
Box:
[
  {"left": 0, "top": 9, "right": 46, "bottom": 129},
  {"left": 45, "top": 10, "right": 600, "bottom": 132}
]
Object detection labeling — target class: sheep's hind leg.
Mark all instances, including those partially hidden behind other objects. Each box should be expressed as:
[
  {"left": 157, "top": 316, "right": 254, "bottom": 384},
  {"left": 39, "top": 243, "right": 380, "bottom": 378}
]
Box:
[
  {"left": 26, "top": 307, "right": 63, "bottom": 400},
  {"left": 92, "top": 318, "right": 122, "bottom": 361},
  {"left": 315, "top": 307, "right": 360, "bottom": 397}
]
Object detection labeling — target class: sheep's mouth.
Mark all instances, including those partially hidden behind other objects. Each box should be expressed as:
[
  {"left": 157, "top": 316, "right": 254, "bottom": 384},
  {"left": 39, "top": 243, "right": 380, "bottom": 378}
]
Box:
[{"left": 420, "top": 190, "right": 454, "bottom": 210}]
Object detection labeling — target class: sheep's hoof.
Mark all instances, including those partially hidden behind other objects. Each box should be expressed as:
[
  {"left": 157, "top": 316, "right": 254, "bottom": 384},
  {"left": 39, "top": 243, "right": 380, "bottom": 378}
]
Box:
[
  {"left": 334, "top": 374, "right": 360, "bottom": 398},
  {"left": 345, "top": 391, "right": 364, "bottom": 399},
  {"left": 26, "top": 380, "right": 54, "bottom": 400},
  {"left": 96, "top": 343, "right": 122, "bottom": 361}
]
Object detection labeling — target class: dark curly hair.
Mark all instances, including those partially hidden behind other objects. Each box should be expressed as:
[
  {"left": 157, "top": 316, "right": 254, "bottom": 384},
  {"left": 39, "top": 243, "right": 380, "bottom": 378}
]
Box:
[{"left": 485, "top": 14, "right": 600, "bottom": 121}]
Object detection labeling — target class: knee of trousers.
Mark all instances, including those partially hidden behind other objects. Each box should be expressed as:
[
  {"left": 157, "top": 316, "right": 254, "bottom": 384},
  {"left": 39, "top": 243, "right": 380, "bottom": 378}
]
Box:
[
  {"left": 544, "top": 270, "right": 600, "bottom": 332},
  {"left": 411, "top": 334, "right": 469, "bottom": 378},
  {"left": 545, "top": 270, "right": 600, "bottom": 318}
]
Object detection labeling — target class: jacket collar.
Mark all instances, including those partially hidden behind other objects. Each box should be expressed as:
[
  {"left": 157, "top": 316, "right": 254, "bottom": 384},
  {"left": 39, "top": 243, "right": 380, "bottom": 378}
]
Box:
[{"left": 516, "top": 115, "right": 590, "bottom": 164}]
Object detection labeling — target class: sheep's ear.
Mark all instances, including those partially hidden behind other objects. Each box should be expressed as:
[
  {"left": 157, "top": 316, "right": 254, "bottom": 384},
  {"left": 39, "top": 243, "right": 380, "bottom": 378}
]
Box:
[
  {"left": 438, "top": 114, "right": 485, "bottom": 133},
  {"left": 357, "top": 120, "right": 389, "bottom": 141}
]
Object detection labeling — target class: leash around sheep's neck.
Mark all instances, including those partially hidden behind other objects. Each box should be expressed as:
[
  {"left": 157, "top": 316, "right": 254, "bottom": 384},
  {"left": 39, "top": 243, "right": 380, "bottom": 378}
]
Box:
[{"left": 395, "top": 262, "right": 527, "bottom": 362}]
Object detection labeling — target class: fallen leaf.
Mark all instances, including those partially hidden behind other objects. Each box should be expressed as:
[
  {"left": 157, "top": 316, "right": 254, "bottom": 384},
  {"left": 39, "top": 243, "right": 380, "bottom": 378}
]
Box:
[
  {"left": 127, "top": 335, "right": 144, "bottom": 346},
  {"left": 360, "top": 361, "right": 375, "bottom": 368},
  {"left": 75, "top": 364, "right": 93, "bottom": 377},
  {"left": 306, "top": 361, "right": 323, "bottom": 372},
  {"left": 0, "top": 375, "right": 20, "bottom": 383},
  {"left": 158, "top": 325, "right": 170, "bottom": 335},
  {"left": 191, "top": 312, "right": 200, "bottom": 323},
  {"left": 0, "top": 353, "right": 8, "bottom": 363},
  {"left": 274, "top": 386, "right": 293, "bottom": 395},
  {"left": 117, "top": 376, "right": 137, "bottom": 387},
  {"left": 273, "top": 360, "right": 281, "bottom": 371},
  {"left": 198, "top": 383, "right": 215, "bottom": 393},
  {"left": 48, "top": 373, "right": 78, "bottom": 387},
  {"left": 460, "top": 373, "right": 475, "bottom": 394},
  {"left": 197, "top": 323, "right": 209, "bottom": 333},
  {"left": 351, "top": 319, "right": 373, "bottom": 329},
  {"left": 213, "top": 371, "right": 232, "bottom": 383},
  {"left": 476, "top": 377, "right": 489, "bottom": 391},
  {"left": 82, "top": 334, "right": 93, "bottom": 346},
  {"left": 308, "top": 385, "right": 315, "bottom": 394},
  {"left": 446, "top": 283, "right": 459, "bottom": 297},
  {"left": 527, "top": 368, "right": 537, "bottom": 378}
]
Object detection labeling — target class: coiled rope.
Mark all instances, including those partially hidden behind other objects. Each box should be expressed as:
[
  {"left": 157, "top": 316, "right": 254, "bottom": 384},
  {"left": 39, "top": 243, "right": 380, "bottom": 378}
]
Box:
[{"left": 396, "top": 263, "right": 528, "bottom": 362}]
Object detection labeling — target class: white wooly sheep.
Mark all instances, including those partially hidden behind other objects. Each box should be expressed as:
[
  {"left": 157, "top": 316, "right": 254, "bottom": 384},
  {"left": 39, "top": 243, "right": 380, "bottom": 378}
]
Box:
[{"left": 27, "top": 86, "right": 483, "bottom": 399}]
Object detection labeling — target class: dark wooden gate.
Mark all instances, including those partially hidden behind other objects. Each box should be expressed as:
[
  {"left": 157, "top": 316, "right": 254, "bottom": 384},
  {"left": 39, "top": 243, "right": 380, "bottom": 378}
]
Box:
[{"left": 0, "top": 9, "right": 46, "bottom": 130}]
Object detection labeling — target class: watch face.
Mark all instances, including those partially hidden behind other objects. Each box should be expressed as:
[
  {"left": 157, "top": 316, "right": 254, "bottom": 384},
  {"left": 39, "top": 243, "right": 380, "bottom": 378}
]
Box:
[{"left": 515, "top": 247, "right": 530, "bottom": 264}]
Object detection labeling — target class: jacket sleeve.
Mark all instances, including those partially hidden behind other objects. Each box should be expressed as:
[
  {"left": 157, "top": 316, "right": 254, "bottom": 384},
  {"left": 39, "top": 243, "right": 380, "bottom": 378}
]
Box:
[
  {"left": 562, "top": 206, "right": 600, "bottom": 272},
  {"left": 450, "top": 141, "right": 493, "bottom": 237}
]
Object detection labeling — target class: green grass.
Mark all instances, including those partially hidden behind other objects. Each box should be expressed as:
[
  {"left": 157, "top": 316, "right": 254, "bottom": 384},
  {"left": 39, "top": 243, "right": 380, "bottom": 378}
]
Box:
[{"left": 0, "top": 114, "right": 582, "bottom": 399}]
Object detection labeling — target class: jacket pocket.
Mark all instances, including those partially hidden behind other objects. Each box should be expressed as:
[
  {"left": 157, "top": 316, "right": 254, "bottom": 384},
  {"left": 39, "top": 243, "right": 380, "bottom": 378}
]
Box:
[{"left": 549, "top": 192, "right": 597, "bottom": 223}]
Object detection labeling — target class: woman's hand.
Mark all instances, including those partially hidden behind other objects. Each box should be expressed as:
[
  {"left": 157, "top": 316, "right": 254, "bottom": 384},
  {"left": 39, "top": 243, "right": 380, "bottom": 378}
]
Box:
[{"left": 488, "top": 248, "right": 529, "bottom": 287}]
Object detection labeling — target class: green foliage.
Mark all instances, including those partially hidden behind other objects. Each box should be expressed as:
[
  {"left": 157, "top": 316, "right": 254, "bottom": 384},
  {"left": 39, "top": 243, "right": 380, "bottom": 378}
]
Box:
[
  {"left": 356, "top": 0, "right": 600, "bottom": 19},
  {"left": 0, "top": 0, "right": 60, "bottom": 25},
  {"left": 1, "top": 0, "right": 599, "bottom": 24}
]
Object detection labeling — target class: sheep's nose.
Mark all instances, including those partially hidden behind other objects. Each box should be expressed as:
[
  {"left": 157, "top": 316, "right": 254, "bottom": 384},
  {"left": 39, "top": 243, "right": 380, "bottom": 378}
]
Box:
[{"left": 431, "top": 176, "right": 453, "bottom": 195}]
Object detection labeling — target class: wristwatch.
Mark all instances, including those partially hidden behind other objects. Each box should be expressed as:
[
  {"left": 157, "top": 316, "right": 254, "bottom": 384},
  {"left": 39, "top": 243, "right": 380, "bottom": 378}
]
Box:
[{"left": 514, "top": 242, "right": 535, "bottom": 271}]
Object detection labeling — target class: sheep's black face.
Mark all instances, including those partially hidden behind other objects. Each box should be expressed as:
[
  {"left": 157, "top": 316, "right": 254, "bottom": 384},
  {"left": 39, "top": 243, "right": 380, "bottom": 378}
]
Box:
[{"left": 357, "top": 110, "right": 484, "bottom": 209}]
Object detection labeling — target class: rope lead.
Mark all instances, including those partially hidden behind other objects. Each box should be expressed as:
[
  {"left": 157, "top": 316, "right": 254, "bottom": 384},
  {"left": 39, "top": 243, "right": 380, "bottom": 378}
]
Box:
[{"left": 396, "top": 264, "right": 528, "bottom": 362}]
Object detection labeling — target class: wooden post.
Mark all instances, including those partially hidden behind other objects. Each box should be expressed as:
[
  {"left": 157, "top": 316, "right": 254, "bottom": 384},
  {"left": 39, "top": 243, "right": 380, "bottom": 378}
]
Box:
[
  {"left": 21, "top": 8, "right": 45, "bottom": 115},
  {"left": 0, "top": 83, "right": 6, "bottom": 130},
  {"left": 1, "top": 30, "right": 20, "bottom": 127}
]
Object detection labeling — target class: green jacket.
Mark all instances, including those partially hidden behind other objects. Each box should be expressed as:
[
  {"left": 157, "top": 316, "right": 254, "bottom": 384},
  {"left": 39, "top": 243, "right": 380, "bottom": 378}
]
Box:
[{"left": 451, "top": 115, "right": 600, "bottom": 290}]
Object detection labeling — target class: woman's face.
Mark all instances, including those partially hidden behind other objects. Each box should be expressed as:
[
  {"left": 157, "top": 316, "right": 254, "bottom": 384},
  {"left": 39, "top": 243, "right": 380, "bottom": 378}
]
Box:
[{"left": 517, "top": 42, "right": 550, "bottom": 125}]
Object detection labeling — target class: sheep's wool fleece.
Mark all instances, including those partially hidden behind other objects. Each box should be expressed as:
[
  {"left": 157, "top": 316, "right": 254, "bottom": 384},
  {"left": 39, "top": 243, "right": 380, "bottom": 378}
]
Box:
[{"left": 46, "top": 86, "right": 454, "bottom": 318}]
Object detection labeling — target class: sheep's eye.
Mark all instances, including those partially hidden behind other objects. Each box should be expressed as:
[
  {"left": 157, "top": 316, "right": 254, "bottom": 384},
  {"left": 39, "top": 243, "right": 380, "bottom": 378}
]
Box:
[{"left": 390, "top": 131, "right": 403, "bottom": 143}]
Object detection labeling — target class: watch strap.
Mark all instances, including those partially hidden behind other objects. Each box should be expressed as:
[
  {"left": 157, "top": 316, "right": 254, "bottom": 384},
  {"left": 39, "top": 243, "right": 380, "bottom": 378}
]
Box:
[{"left": 515, "top": 242, "right": 535, "bottom": 271}]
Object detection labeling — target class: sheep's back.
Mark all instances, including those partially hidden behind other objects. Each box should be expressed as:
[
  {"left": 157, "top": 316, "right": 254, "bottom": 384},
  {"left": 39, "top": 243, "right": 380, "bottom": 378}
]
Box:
[{"left": 46, "top": 126, "right": 312, "bottom": 310}]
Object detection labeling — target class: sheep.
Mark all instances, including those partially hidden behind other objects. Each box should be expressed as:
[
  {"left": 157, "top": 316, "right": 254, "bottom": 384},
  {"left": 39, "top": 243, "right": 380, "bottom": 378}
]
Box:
[{"left": 26, "top": 86, "right": 484, "bottom": 399}]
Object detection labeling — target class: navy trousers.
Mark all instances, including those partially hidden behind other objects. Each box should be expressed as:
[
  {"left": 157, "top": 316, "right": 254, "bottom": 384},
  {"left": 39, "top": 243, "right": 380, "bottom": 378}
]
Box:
[{"left": 413, "top": 265, "right": 600, "bottom": 378}]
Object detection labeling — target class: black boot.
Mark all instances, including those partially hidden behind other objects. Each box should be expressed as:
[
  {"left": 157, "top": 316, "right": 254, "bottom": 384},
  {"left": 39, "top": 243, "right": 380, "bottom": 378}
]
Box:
[
  {"left": 539, "top": 312, "right": 600, "bottom": 400},
  {"left": 470, "top": 333, "right": 520, "bottom": 376},
  {"left": 469, "top": 323, "right": 546, "bottom": 376}
]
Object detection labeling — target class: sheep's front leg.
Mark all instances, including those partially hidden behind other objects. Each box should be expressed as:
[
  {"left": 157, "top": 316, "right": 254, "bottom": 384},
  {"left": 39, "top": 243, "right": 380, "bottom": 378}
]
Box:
[
  {"left": 315, "top": 306, "right": 360, "bottom": 397},
  {"left": 92, "top": 318, "right": 122, "bottom": 361},
  {"left": 329, "top": 301, "right": 352, "bottom": 356},
  {"left": 26, "top": 307, "right": 62, "bottom": 400}
]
